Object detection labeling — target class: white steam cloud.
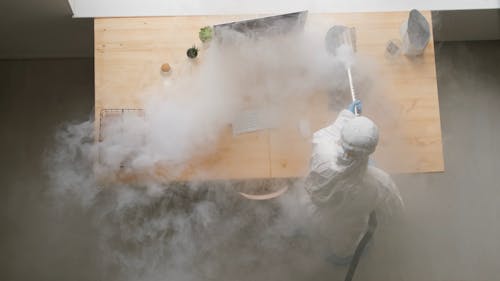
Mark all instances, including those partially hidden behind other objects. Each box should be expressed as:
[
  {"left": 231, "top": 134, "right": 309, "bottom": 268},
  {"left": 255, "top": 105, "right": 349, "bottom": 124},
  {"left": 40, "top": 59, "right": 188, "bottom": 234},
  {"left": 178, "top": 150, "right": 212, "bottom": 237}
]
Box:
[{"left": 46, "top": 25, "right": 377, "bottom": 281}]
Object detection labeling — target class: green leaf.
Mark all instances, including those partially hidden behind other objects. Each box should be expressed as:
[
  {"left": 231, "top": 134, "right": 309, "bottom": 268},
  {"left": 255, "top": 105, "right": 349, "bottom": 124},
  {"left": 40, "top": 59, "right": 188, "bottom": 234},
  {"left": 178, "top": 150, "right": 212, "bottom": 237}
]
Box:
[{"left": 199, "top": 26, "right": 213, "bottom": 43}]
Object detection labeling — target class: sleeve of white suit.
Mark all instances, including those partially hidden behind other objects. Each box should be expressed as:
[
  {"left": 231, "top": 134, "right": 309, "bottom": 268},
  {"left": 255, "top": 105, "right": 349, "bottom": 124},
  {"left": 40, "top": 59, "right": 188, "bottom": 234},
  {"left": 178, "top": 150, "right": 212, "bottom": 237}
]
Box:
[
  {"left": 309, "top": 109, "right": 355, "bottom": 177},
  {"left": 305, "top": 110, "right": 356, "bottom": 202}
]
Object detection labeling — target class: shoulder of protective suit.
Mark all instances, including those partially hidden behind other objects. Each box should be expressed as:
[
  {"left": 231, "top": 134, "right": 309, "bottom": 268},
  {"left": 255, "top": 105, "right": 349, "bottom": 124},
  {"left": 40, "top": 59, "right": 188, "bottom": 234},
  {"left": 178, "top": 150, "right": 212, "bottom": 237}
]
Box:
[
  {"left": 365, "top": 166, "right": 404, "bottom": 220},
  {"left": 365, "top": 166, "right": 394, "bottom": 186}
]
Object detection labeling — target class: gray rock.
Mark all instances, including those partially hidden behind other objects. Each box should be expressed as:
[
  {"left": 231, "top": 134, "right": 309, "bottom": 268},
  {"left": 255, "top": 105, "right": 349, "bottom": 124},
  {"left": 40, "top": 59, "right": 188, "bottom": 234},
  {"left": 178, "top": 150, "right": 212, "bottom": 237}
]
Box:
[{"left": 400, "top": 9, "right": 431, "bottom": 56}]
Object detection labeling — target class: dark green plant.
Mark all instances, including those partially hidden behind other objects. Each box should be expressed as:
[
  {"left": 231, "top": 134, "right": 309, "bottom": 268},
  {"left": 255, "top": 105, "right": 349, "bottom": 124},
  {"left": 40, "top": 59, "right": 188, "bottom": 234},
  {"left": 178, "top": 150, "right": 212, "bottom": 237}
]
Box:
[{"left": 186, "top": 46, "right": 199, "bottom": 59}]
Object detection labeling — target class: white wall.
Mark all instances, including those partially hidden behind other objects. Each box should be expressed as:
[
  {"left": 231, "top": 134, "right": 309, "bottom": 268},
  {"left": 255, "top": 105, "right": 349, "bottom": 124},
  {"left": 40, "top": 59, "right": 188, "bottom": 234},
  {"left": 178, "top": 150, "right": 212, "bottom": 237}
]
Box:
[
  {"left": 66, "top": 0, "right": 500, "bottom": 43},
  {"left": 0, "top": 0, "right": 498, "bottom": 59},
  {"left": 68, "top": 0, "right": 500, "bottom": 17}
]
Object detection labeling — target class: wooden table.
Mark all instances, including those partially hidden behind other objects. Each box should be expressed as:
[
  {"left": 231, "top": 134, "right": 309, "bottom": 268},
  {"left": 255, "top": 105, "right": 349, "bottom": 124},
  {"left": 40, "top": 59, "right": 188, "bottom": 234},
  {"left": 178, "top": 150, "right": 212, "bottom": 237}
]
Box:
[{"left": 95, "top": 11, "right": 444, "bottom": 181}]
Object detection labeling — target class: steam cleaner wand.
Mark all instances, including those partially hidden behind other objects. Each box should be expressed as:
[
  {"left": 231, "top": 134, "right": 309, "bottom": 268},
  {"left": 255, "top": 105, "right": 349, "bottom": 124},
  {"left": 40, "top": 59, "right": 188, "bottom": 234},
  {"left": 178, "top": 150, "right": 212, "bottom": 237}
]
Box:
[{"left": 325, "top": 25, "right": 378, "bottom": 281}]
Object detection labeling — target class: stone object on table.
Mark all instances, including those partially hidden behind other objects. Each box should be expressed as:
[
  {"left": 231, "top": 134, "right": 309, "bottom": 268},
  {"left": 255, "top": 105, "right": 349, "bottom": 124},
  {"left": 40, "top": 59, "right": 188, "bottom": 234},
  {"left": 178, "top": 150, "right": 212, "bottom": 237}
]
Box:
[{"left": 400, "top": 9, "right": 431, "bottom": 56}]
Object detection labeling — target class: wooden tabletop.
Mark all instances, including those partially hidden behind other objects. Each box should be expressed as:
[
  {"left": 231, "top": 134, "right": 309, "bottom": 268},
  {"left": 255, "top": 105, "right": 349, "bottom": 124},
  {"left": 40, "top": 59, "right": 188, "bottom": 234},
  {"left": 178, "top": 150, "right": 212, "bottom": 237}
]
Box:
[{"left": 95, "top": 11, "right": 444, "bottom": 181}]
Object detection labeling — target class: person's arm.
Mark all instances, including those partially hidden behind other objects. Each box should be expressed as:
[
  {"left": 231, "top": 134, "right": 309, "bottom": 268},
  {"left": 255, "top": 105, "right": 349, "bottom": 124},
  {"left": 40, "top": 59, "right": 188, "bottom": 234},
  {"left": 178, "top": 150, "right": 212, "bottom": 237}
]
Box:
[
  {"left": 309, "top": 99, "right": 362, "bottom": 179},
  {"left": 312, "top": 109, "right": 355, "bottom": 143},
  {"left": 306, "top": 108, "right": 355, "bottom": 204}
]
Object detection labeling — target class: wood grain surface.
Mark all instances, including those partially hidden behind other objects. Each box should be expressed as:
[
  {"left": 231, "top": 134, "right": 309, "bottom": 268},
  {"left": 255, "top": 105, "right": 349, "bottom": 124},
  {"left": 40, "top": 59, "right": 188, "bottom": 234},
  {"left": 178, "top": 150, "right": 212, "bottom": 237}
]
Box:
[{"left": 95, "top": 11, "right": 443, "bottom": 181}]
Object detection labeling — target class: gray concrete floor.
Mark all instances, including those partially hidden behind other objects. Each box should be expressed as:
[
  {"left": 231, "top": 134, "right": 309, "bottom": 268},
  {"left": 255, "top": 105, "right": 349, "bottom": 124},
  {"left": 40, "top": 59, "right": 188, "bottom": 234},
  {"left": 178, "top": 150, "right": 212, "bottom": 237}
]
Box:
[
  {"left": 0, "top": 59, "right": 99, "bottom": 280},
  {"left": 1, "top": 41, "right": 500, "bottom": 281},
  {"left": 357, "top": 41, "right": 500, "bottom": 281}
]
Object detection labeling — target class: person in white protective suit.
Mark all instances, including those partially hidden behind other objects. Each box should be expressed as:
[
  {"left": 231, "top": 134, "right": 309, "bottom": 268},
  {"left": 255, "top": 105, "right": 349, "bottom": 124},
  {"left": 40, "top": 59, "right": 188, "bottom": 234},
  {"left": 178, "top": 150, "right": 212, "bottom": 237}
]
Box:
[{"left": 303, "top": 101, "right": 404, "bottom": 265}]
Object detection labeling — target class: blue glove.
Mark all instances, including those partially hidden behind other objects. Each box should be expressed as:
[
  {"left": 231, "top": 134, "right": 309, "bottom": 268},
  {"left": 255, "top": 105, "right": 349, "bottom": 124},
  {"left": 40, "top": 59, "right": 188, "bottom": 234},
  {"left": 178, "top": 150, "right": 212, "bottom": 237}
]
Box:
[{"left": 348, "top": 100, "right": 362, "bottom": 114}]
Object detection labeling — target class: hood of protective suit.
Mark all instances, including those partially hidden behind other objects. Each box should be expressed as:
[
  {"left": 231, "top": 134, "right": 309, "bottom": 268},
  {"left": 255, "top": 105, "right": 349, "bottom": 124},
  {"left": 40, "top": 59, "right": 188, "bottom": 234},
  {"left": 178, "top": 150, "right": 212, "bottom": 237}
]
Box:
[{"left": 340, "top": 116, "right": 379, "bottom": 156}]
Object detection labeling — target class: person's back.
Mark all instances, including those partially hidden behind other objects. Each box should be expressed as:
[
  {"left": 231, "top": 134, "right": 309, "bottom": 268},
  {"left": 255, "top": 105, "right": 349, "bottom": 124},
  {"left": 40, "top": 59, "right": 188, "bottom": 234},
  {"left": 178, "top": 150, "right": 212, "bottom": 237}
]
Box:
[{"left": 303, "top": 101, "right": 403, "bottom": 263}]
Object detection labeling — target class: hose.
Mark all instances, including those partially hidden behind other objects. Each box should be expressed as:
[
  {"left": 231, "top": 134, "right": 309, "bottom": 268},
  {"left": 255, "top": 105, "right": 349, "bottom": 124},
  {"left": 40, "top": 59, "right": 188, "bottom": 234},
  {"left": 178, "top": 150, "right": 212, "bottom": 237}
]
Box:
[{"left": 344, "top": 211, "right": 378, "bottom": 281}]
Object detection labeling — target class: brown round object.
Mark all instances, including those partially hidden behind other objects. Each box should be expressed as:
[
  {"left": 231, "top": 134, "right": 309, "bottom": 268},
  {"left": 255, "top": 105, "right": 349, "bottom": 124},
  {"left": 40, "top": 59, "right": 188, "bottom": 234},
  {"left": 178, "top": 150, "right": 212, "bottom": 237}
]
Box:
[{"left": 160, "top": 63, "right": 171, "bottom": 73}]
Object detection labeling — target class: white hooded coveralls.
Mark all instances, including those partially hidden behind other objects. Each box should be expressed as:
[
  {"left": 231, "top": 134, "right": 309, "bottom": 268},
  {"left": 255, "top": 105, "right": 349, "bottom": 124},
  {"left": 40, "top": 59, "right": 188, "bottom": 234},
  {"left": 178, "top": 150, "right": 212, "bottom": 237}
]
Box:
[{"left": 304, "top": 110, "right": 403, "bottom": 258}]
